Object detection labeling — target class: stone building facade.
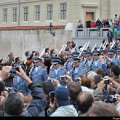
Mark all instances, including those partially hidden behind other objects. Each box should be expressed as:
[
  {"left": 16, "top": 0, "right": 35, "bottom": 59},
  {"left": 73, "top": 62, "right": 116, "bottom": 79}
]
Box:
[{"left": 0, "top": 0, "right": 119, "bottom": 27}]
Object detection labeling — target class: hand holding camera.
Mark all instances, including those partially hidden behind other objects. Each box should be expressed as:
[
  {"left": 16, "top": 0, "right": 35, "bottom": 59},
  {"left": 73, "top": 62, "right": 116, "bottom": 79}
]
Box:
[
  {"left": 97, "top": 81, "right": 105, "bottom": 89},
  {"left": 103, "top": 79, "right": 110, "bottom": 85},
  {"left": 60, "top": 76, "right": 66, "bottom": 81}
]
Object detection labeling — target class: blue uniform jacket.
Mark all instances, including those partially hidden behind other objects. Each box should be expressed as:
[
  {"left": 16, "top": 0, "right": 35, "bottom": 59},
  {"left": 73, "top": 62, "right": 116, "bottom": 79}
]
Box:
[
  {"left": 13, "top": 76, "right": 30, "bottom": 95},
  {"left": 29, "top": 66, "right": 48, "bottom": 83},
  {"left": 91, "top": 60, "right": 102, "bottom": 72},
  {"left": 72, "top": 64, "right": 88, "bottom": 80},
  {"left": 50, "top": 67, "right": 67, "bottom": 81}
]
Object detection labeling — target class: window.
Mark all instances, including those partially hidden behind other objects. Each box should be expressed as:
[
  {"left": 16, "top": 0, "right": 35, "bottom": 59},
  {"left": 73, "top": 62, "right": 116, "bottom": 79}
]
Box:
[
  {"left": 3, "top": 8, "right": 8, "bottom": 22},
  {"left": 47, "top": 4, "right": 53, "bottom": 20},
  {"left": 24, "top": 7, "right": 28, "bottom": 21},
  {"left": 60, "top": 3, "right": 67, "bottom": 20},
  {"left": 35, "top": 5, "right": 40, "bottom": 21},
  {"left": 13, "top": 7, "right": 17, "bottom": 22}
]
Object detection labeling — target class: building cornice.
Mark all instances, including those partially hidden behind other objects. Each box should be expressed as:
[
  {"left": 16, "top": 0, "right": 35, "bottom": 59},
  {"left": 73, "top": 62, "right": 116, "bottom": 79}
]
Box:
[
  {"left": 0, "top": 0, "right": 43, "bottom": 6},
  {"left": 82, "top": 4, "right": 98, "bottom": 8}
]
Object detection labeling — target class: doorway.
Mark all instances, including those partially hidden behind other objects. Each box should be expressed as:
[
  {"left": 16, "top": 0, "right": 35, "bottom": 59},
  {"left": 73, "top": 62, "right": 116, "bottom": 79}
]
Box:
[{"left": 86, "top": 12, "right": 94, "bottom": 21}]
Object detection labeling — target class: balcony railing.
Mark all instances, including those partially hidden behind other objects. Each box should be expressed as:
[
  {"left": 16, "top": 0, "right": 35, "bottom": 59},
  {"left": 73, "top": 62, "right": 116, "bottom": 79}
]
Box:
[{"left": 74, "top": 28, "right": 110, "bottom": 38}]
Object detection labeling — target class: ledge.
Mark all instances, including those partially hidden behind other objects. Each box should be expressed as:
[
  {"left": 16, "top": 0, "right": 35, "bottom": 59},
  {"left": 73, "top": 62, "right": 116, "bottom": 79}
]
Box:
[
  {"left": 0, "top": 25, "right": 65, "bottom": 30},
  {"left": 82, "top": 4, "right": 98, "bottom": 8}
]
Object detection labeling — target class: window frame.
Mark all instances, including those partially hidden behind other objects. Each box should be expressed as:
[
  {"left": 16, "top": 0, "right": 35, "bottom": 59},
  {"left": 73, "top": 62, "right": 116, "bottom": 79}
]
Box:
[
  {"left": 13, "top": 7, "right": 17, "bottom": 22},
  {"left": 35, "top": 5, "right": 40, "bottom": 21},
  {"left": 3, "top": 8, "right": 8, "bottom": 22},
  {"left": 23, "top": 6, "right": 29, "bottom": 21},
  {"left": 47, "top": 4, "right": 53, "bottom": 20},
  {"left": 60, "top": 3, "right": 67, "bottom": 20}
]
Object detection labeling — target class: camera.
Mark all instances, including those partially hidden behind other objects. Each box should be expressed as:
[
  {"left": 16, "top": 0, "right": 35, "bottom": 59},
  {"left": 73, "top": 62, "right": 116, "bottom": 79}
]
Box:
[
  {"left": 104, "top": 79, "right": 110, "bottom": 84},
  {"left": 49, "top": 91, "right": 55, "bottom": 103},
  {"left": 60, "top": 76, "right": 66, "bottom": 81},
  {"left": 10, "top": 67, "right": 20, "bottom": 74},
  {"left": 104, "top": 95, "right": 117, "bottom": 103}
]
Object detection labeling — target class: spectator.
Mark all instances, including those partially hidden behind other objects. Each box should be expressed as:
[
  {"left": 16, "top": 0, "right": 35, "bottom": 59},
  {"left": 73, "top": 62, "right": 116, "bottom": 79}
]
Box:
[
  {"left": 96, "top": 68, "right": 105, "bottom": 78},
  {"left": 50, "top": 49, "right": 56, "bottom": 58},
  {"left": 90, "top": 20, "right": 96, "bottom": 28},
  {"left": 0, "top": 66, "right": 47, "bottom": 116},
  {"left": 49, "top": 86, "right": 78, "bottom": 116},
  {"left": 76, "top": 92, "right": 94, "bottom": 115},
  {"left": 96, "top": 19, "right": 102, "bottom": 30},
  {"left": 85, "top": 101, "right": 119, "bottom": 116},
  {"left": 80, "top": 75, "right": 94, "bottom": 93},
  {"left": 107, "top": 29, "right": 114, "bottom": 43},
  {"left": 109, "top": 19, "right": 113, "bottom": 28},
  {"left": 87, "top": 71, "right": 97, "bottom": 89},
  {"left": 86, "top": 20, "right": 91, "bottom": 28},
  {"left": 41, "top": 81, "right": 55, "bottom": 117},
  {"left": 110, "top": 65, "right": 120, "bottom": 83},
  {"left": 93, "top": 74, "right": 103, "bottom": 89},
  {"left": 67, "top": 81, "right": 82, "bottom": 112},
  {"left": 113, "top": 26, "right": 118, "bottom": 40},
  {"left": 77, "top": 20, "right": 83, "bottom": 28}
]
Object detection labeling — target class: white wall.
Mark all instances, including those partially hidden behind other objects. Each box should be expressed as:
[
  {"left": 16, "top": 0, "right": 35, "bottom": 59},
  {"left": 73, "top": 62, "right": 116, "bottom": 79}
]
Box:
[{"left": 0, "top": 29, "right": 72, "bottom": 60}]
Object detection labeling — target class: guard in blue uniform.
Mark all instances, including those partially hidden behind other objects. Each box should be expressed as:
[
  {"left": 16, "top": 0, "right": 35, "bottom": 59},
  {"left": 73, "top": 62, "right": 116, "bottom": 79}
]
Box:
[
  {"left": 72, "top": 57, "right": 88, "bottom": 81},
  {"left": 29, "top": 57, "right": 48, "bottom": 83},
  {"left": 81, "top": 50, "right": 88, "bottom": 64},
  {"left": 91, "top": 50, "right": 102, "bottom": 72},
  {"left": 115, "top": 48, "right": 120, "bottom": 66},
  {"left": 64, "top": 53, "right": 74, "bottom": 75},
  {"left": 13, "top": 76, "right": 31, "bottom": 95},
  {"left": 49, "top": 57, "right": 67, "bottom": 85},
  {"left": 107, "top": 49, "right": 120, "bottom": 66},
  {"left": 85, "top": 51, "right": 93, "bottom": 71}
]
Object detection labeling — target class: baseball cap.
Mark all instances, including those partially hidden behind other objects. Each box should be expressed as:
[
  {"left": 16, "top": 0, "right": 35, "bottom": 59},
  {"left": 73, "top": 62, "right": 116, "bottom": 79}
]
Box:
[{"left": 54, "top": 86, "right": 70, "bottom": 106}]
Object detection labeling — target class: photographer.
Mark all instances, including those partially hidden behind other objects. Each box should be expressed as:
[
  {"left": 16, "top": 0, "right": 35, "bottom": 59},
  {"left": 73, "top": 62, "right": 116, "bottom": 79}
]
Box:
[
  {"left": 0, "top": 66, "right": 47, "bottom": 116},
  {"left": 93, "top": 74, "right": 120, "bottom": 104}
]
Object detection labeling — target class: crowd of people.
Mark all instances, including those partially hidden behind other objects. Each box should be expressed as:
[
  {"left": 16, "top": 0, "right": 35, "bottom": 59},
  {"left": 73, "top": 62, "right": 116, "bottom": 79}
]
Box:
[
  {"left": 77, "top": 14, "right": 120, "bottom": 40},
  {"left": 0, "top": 38, "right": 119, "bottom": 117}
]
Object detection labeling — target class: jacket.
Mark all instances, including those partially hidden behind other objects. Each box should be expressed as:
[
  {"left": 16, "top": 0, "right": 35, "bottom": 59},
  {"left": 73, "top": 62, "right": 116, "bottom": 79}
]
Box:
[
  {"left": 50, "top": 105, "right": 78, "bottom": 117},
  {"left": 0, "top": 83, "right": 47, "bottom": 117}
]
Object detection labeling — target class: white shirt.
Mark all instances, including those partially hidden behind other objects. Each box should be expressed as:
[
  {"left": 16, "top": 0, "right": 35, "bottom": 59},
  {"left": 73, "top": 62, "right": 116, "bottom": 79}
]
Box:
[{"left": 55, "top": 67, "right": 60, "bottom": 75}]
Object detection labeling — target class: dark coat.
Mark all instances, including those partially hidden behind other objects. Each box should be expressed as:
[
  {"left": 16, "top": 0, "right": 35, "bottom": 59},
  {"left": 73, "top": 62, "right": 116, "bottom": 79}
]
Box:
[{"left": 0, "top": 83, "right": 47, "bottom": 117}]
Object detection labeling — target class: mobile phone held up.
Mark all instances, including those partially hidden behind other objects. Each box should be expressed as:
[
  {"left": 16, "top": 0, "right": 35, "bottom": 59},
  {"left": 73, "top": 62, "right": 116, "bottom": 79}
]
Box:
[{"left": 60, "top": 76, "right": 66, "bottom": 81}]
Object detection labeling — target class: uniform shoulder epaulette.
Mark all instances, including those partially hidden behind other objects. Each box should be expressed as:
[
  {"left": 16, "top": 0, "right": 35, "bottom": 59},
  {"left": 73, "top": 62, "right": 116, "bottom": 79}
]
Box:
[
  {"left": 50, "top": 68, "right": 55, "bottom": 71},
  {"left": 61, "top": 66, "right": 66, "bottom": 70}
]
